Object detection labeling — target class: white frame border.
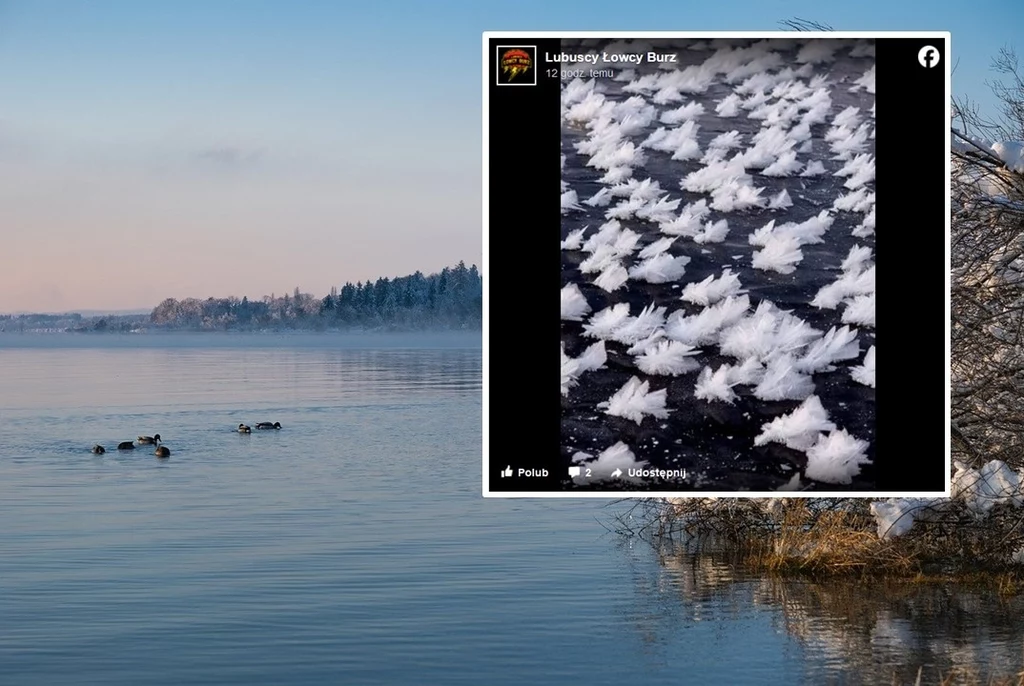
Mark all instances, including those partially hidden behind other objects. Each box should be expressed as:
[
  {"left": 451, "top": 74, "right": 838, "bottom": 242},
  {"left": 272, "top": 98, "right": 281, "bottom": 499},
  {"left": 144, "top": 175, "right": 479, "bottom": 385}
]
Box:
[{"left": 482, "top": 30, "right": 953, "bottom": 499}]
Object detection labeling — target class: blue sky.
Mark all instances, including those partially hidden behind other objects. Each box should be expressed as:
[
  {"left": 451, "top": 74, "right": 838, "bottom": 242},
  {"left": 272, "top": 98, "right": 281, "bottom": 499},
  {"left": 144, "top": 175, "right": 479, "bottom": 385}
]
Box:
[{"left": 0, "top": 0, "right": 1019, "bottom": 312}]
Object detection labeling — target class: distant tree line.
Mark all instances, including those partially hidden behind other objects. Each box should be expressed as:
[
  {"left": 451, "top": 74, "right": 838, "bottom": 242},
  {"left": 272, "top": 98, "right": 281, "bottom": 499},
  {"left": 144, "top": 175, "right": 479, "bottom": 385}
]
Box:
[
  {"left": 148, "top": 262, "right": 482, "bottom": 331},
  {"left": 0, "top": 312, "right": 89, "bottom": 333},
  {"left": 0, "top": 263, "right": 482, "bottom": 333}
]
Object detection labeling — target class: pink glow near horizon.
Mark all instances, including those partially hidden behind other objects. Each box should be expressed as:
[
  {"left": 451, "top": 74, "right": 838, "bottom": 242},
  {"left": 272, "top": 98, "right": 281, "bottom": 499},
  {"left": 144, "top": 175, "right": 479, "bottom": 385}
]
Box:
[{"left": 0, "top": 157, "right": 481, "bottom": 314}]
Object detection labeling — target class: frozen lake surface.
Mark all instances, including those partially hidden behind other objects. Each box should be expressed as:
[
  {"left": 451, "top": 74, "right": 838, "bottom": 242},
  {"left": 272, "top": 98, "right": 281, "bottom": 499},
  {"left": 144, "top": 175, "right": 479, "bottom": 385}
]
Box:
[{"left": 560, "top": 38, "right": 877, "bottom": 492}]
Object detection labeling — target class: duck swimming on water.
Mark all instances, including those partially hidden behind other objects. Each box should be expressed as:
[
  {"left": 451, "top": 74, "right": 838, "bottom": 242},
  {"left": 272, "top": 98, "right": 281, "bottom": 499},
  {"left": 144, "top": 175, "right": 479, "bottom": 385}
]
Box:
[
  {"left": 255, "top": 422, "right": 281, "bottom": 430},
  {"left": 92, "top": 445, "right": 106, "bottom": 454},
  {"left": 237, "top": 424, "right": 252, "bottom": 433},
  {"left": 118, "top": 441, "right": 135, "bottom": 450},
  {"left": 155, "top": 445, "right": 171, "bottom": 457},
  {"left": 138, "top": 434, "right": 161, "bottom": 445}
]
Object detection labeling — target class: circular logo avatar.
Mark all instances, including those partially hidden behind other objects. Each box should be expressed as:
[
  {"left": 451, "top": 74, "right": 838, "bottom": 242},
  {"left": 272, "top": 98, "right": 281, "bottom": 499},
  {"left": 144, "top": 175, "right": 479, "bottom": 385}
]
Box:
[{"left": 500, "top": 49, "right": 533, "bottom": 81}]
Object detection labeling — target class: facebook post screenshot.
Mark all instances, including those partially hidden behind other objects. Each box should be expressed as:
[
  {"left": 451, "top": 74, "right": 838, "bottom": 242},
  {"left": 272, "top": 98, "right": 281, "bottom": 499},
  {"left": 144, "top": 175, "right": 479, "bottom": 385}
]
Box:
[{"left": 483, "top": 32, "right": 950, "bottom": 497}]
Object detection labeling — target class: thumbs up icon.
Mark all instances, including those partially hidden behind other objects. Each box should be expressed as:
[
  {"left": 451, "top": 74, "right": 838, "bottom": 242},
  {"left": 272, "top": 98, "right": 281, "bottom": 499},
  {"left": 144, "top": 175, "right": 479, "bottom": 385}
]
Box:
[{"left": 501, "top": 466, "right": 513, "bottom": 478}]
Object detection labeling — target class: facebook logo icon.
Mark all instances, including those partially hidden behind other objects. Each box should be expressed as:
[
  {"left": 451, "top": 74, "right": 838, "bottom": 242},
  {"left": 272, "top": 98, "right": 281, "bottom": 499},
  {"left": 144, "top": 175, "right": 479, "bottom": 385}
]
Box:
[{"left": 918, "top": 45, "right": 940, "bottom": 68}]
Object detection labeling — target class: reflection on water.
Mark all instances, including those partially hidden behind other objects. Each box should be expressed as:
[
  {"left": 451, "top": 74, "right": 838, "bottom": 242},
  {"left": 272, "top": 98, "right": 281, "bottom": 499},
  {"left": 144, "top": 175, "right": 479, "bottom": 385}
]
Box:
[
  {"left": 645, "top": 548, "right": 1024, "bottom": 684},
  {"left": 0, "top": 345, "right": 480, "bottom": 415},
  {"left": 0, "top": 334, "right": 1017, "bottom": 685}
]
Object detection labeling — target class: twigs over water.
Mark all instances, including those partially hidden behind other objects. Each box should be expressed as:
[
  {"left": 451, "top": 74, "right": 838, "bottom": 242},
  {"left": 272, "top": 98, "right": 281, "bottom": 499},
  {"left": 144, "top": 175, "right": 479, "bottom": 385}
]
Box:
[{"left": 612, "top": 496, "right": 1024, "bottom": 582}]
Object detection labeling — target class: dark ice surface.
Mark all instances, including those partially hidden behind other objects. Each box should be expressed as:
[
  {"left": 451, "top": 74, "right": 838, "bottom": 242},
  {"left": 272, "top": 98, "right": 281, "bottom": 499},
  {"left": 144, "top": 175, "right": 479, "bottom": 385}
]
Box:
[{"left": 560, "top": 38, "right": 876, "bottom": 492}]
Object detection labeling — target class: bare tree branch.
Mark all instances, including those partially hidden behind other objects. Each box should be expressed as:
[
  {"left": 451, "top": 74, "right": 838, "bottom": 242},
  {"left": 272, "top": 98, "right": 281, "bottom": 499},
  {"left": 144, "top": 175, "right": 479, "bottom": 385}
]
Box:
[{"left": 778, "top": 18, "right": 835, "bottom": 31}]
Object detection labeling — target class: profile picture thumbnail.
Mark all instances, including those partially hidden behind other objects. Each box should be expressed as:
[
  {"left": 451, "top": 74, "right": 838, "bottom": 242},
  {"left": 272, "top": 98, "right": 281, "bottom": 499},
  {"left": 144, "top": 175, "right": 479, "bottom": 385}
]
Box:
[{"left": 497, "top": 46, "right": 536, "bottom": 86}]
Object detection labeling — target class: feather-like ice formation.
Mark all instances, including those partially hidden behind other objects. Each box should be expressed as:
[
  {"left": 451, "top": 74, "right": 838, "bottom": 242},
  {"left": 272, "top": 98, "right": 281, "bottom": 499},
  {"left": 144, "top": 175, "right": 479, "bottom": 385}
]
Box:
[
  {"left": 561, "top": 346, "right": 580, "bottom": 396},
  {"left": 851, "top": 345, "right": 875, "bottom": 387},
  {"left": 849, "top": 66, "right": 875, "bottom": 94},
  {"left": 800, "top": 160, "right": 827, "bottom": 176},
  {"left": 680, "top": 158, "right": 750, "bottom": 194},
  {"left": 635, "top": 195, "right": 682, "bottom": 224},
  {"left": 660, "top": 199, "right": 710, "bottom": 236},
  {"left": 579, "top": 230, "right": 639, "bottom": 272},
  {"left": 608, "top": 303, "right": 668, "bottom": 345},
  {"left": 561, "top": 189, "right": 584, "bottom": 214},
  {"left": 625, "top": 329, "right": 666, "bottom": 356},
  {"left": 707, "top": 130, "right": 743, "bottom": 152},
  {"left": 629, "top": 253, "right": 690, "bottom": 283},
  {"left": 812, "top": 265, "right": 875, "bottom": 309},
  {"left": 769, "top": 314, "right": 822, "bottom": 360},
  {"left": 588, "top": 140, "right": 646, "bottom": 171},
  {"left": 680, "top": 268, "right": 745, "bottom": 306},
  {"left": 748, "top": 211, "right": 834, "bottom": 247},
  {"left": 584, "top": 187, "right": 614, "bottom": 207},
  {"left": 754, "top": 395, "right": 836, "bottom": 451},
  {"left": 716, "top": 93, "right": 742, "bottom": 117},
  {"left": 571, "top": 441, "right": 647, "bottom": 483},
  {"left": 748, "top": 219, "right": 776, "bottom": 246},
  {"left": 841, "top": 293, "right": 876, "bottom": 328},
  {"left": 601, "top": 167, "right": 637, "bottom": 187},
  {"left": 583, "top": 303, "right": 631, "bottom": 339},
  {"left": 841, "top": 244, "right": 872, "bottom": 273},
  {"left": 835, "top": 153, "right": 875, "bottom": 190},
  {"left": 575, "top": 340, "right": 607, "bottom": 373},
  {"left": 804, "top": 429, "right": 870, "bottom": 484},
  {"left": 694, "top": 358, "right": 766, "bottom": 404},
  {"left": 693, "top": 218, "right": 730, "bottom": 244},
  {"left": 719, "top": 302, "right": 820, "bottom": 362},
  {"left": 762, "top": 150, "right": 803, "bottom": 176},
  {"left": 828, "top": 122, "right": 871, "bottom": 160},
  {"left": 665, "top": 294, "right": 751, "bottom": 345},
  {"left": 797, "top": 325, "right": 860, "bottom": 373},
  {"left": 606, "top": 195, "right": 646, "bottom": 220},
  {"left": 694, "top": 364, "right": 739, "bottom": 404},
  {"left": 831, "top": 106, "right": 861, "bottom": 130},
  {"left": 660, "top": 101, "right": 705, "bottom": 124},
  {"left": 752, "top": 235, "right": 803, "bottom": 274},
  {"left": 644, "top": 122, "right": 700, "bottom": 155},
  {"left": 784, "top": 210, "right": 834, "bottom": 244},
  {"left": 753, "top": 354, "right": 814, "bottom": 401},
  {"left": 638, "top": 236, "right": 677, "bottom": 259},
  {"left": 561, "top": 226, "right": 588, "bottom": 251},
  {"left": 833, "top": 188, "right": 874, "bottom": 213},
  {"left": 768, "top": 189, "right": 793, "bottom": 210},
  {"left": 560, "top": 283, "right": 592, "bottom": 321},
  {"left": 561, "top": 77, "right": 597, "bottom": 106},
  {"left": 729, "top": 356, "right": 766, "bottom": 386},
  {"left": 561, "top": 341, "right": 607, "bottom": 396},
  {"left": 852, "top": 208, "right": 875, "bottom": 237},
  {"left": 599, "top": 376, "right": 670, "bottom": 424},
  {"left": 594, "top": 262, "right": 629, "bottom": 292},
  {"left": 581, "top": 220, "right": 622, "bottom": 253},
  {"left": 635, "top": 339, "right": 701, "bottom": 376},
  {"left": 709, "top": 183, "right": 766, "bottom": 212}
]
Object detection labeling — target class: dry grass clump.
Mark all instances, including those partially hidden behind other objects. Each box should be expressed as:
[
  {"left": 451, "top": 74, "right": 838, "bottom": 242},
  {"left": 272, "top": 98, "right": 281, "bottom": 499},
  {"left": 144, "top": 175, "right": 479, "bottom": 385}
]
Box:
[
  {"left": 919, "top": 665, "right": 1024, "bottom": 686},
  {"left": 753, "top": 504, "right": 917, "bottom": 575},
  {"left": 612, "top": 496, "right": 1024, "bottom": 584}
]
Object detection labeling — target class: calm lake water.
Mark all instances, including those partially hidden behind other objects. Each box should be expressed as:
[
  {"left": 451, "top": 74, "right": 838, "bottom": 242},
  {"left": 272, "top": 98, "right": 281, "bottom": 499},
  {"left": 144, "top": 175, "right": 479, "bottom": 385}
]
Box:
[{"left": 0, "top": 333, "right": 1019, "bottom": 685}]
